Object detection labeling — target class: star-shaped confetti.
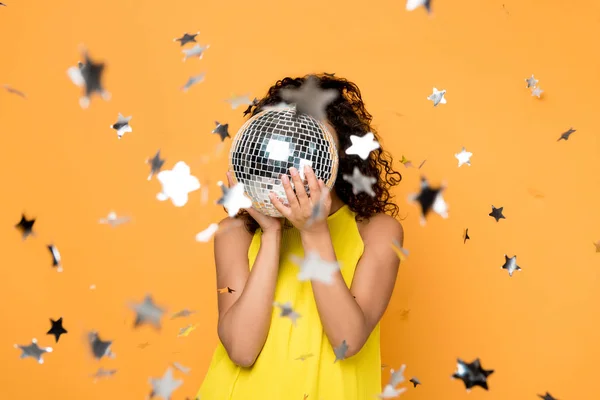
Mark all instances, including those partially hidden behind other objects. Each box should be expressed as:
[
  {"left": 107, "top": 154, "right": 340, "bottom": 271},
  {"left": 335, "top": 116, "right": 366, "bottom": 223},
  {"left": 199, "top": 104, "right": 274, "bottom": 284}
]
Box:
[
  {"left": 174, "top": 32, "right": 199, "bottom": 46},
  {"left": 171, "top": 309, "right": 196, "bottom": 319},
  {"left": 88, "top": 331, "right": 115, "bottom": 360},
  {"left": 15, "top": 213, "right": 35, "bottom": 240},
  {"left": 130, "top": 295, "right": 165, "bottom": 329},
  {"left": 99, "top": 211, "right": 131, "bottom": 226},
  {"left": 149, "top": 368, "right": 183, "bottom": 400},
  {"left": 196, "top": 223, "right": 219, "bottom": 242},
  {"left": 345, "top": 132, "right": 380, "bottom": 160},
  {"left": 66, "top": 49, "right": 110, "bottom": 109},
  {"left": 400, "top": 155, "right": 413, "bottom": 168},
  {"left": 406, "top": 0, "right": 432, "bottom": 12},
  {"left": 333, "top": 340, "right": 349, "bottom": 362},
  {"left": 427, "top": 88, "right": 446, "bottom": 106},
  {"left": 147, "top": 150, "right": 166, "bottom": 181},
  {"left": 594, "top": 241, "right": 600, "bottom": 253},
  {"left": 182, "top": 43, "right": 209, "bottom": 61},
  {"left": 242, "top": 98, "right": 259, "bottom": 116},
  {"left": 172, "top": 362, "right": 191, "bottom": 374},
  {"left": 156, "top": 161, "right": 201, "bottom": 207},
  {"left": 408, "top": 177, "right": 449, "bottom": 225},
  {"left": 212, "top": 121, "right": 230, "bottom": 142},
  {"left": 525, "top": 74, "right": 539, "bottom": 88},
  {"left": 452, "top": 358, "right": 494, "bottom": 391},
  {"left": 47, "top": 317, "right": 67, "bottom": 342},
  {"left": 489, "top": 205, "right": 505, "bottom": 222},
  {"left": 215, "top": 180, "right": 252, "bottom": 217},
  {"left": 378, "top": 384, "right": 405, "bottom": 398},
  {"left": 289, "top": 251, "right": 341, "bottom": 284},
  {"left": 342, "top": 166, "right": 377, "bottom": 197},
  {"left": 557, "top": 127, "right": 576, "bottom": 141},
  {"left": 538, "top": 392, "right": 558, "bottom": 400},
  {"left": 110, "top": 113, "right": 132, "bottom": 139},
  {"left": 217, "top": 286, "right": 236, "bottom": 294},
  {"left": 531, "top": 87, "right": 543, "bottom": 98},
  {"left": 14, "top": 338, "right": 53, "bottom": 364},
  {"left": 177, "top": 324, "right": 197, "bottom": 337},
  {"left": 295, "top": 353, "right": 314, "bottom": 361},
  {"left": 410, "top": 377, "right": 421, "bottom": 387},
  {"left": 181, "top": 72, "right": 205, "bottom": 92},
  {"left": 47, "top": 244, "right": 63, "bottom": 272},
  {"left": 273, "top": 301, "right": 301, "bottom": 325},
  {"left": 388, "top": 364, "right": 407, "bottom": 387},
  {"left": 501, "top": 254, "right": 521, "bottom": 277},
  {"left": 279, "top": 75, "right": 338, "bottom": 121},
  {"left": 91, "top": 367, "right": 117, "bottom": 382},
  {"left": 225, "top": 93, "right": 253, "bottom": 110},
  {"left": 3, "top": 84, "right": 26, "bottom": 98},
  {"left": 463, "top": 228, "right": 470, "bottom": 243},
  {"left": 455, "top": 147, "right": 472, "bottom": 167}
]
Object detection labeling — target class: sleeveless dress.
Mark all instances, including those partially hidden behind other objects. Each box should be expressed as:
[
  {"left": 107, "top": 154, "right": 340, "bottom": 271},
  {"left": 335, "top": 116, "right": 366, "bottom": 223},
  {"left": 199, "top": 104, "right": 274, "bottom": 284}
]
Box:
[{"left": 197, "top": 205, "right": 382, "bottom": 400}]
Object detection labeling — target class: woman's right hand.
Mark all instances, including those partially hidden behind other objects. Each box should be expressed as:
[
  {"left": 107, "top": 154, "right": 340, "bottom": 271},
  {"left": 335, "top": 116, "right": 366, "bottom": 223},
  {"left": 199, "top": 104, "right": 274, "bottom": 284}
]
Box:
[{"left": 226, "top": 171, "right": 283, "bottom": 234}]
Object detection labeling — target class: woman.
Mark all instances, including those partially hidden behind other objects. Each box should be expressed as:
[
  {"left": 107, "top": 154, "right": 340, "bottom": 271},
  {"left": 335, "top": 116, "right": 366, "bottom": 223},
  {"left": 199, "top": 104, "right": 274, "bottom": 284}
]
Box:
[{"left": 198, "top": 74, "right": 404, "bottom": 399}]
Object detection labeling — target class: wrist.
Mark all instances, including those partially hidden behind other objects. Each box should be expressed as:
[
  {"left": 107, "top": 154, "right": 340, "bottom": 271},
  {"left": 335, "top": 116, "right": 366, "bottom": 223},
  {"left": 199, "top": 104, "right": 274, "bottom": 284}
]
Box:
[{"left": 300, "top": 225, "right": 330, "bottom": 247}]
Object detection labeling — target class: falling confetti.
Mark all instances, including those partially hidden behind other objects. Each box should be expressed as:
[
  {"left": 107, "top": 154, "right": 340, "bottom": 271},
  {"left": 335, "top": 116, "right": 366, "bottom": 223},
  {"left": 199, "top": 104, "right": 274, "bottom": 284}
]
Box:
[
  {"left": 196, "top": 223, "right": 219, "bottom": 242},
  {"left": 463, "top": 228, "right": 470, "bottom": 243},
  {"left": 14, "top": 338, "right": 53, "bottom": 364},
  {"left": 174, "top": 32, "right": 199, "bottom": 46},
  {"left": 172, "top": 362, "right": 191, "bottom": 375},
  {"left": 242, "top": 98, "right": 259, "bottom": 116},
  {"left": 333, "top": 340, "right": 349, "bottom": 362},
  {"left": 388, "top": 364, "right": 407, "bottom": 387},
  {"left": 488, "top": 205, "right": 505, "bottom": 222},
  {"left": 557, "top": 127, "right": 576, "bottom": 141},
  {"left": 99, "top": 211, "right": 130, "bottom": 227},
  {"left": 409, "top": 377, "right": 421, "bottom": 387},
  {"left": 215, "top": 181, "right": 252, "bottom": 217},
  {"left": 47, "top": 317, "right": 67, "bottom": 342},
  {"left": 279, "top": 75, "right": 338, "bottom": 121},
  {"left": 342, "top": 166, "right": 377, "bottom": 197},
  {"left": 378, "top": 384, "right": 405, "bottom": 398},
  {"left": 273, "top": 301, "right": 301, "bottom": 326},
  {"left": 47, "top": 244, "right": 63, "bottom": 272},
  {"left": 91, "top": 368, "right": 117, "bottom": 382},
  {"left": 406, "top": 0, "right": 431, "bottom": 13},
  {"left": 305, "top": 185, "right": 331, "bottom": 228},
  {"left": 148, "top": 368, "right": 183, "bottom": 400},
  {"left": 531, "top": 87, "right": 543, "bottom": 98},
  {"left": 3, "top": 84, "right": 26, "bottom": 98},
  {"left": 156, "top": 161, "right": 201, "bottom": 207},
  {"left": 391, "top": 239, "right": 409, "bottom": 261},
  {"left": 455, "top": 147, "right": 472, "bottom": 167},
  {"left": 66, "top": 49, "right": 110, "bottom": 109},
  {"left": 177, "top": 324, "right": 198, "bottom": 337},
  {"left": 295, "top": 353, "right": 314, "bottom": 361},
  {"left": 427, "top": 88, "right": 446, "bottom": 106},
  {"left": 408, "top": 177, "right": 449, "bottom": 225},
  {"left": 147, "top": 150, "right": 166, "bottom": 181},
  {"left": 110, "top": 113, "right": 132, "bottom": 139},
  {"left": 15, "top": 213, "right": 35, "bottom": 240},
  {"left": 525, "top": 74, "right": 538, "bottom": 88},
  {"left": 130, "top": 295, "right": 165, "bottom": 329},
  {"left": 289, "top": 251, "right": 341, "bottom": 284},
  {"left": 224, "top": 93, "right": 253, "bottom": 110},
  {"left": 452, "top": 358, "right": 494, "bottom": 391},
  {"left": 501, "top": 254, "right": 521, "bottom": 277},
  {"left": 182, "top": 43, "right": 210, "bottom": 61},
  {"left": 345, "top": 132, "right": 381, "bottom": 160},
  {"left": 217, "top": 286, "right": 235, "bottom": 294},
  {"left": 88, "top": 331, "right": 115, "bottom": 360},
  {"left": 181, "top": 72, "right": 205, "bottom": 92},
  {"left": 418, "top": 159, "right": 427, "bottom": 169},
  {"left": 594, "top": 241, "right": 600, "bottom": 253},
  {"left": 212, "top": 121, "right": 230, "bottom": 142},
  {"left": 538, "top": 392, "right": 559, "bottom": 400},
  {"left": 400, "top": 155, "right": 413, "bottom": 168},
  {"left": 171, "top": 309, "right": 196, "bottom": 319}
]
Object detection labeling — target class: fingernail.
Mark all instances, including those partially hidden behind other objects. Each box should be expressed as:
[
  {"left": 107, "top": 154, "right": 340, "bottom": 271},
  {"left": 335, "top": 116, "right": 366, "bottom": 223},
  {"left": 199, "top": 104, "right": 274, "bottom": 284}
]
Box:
[
  {"left": 281, "top": 174, "right": 289, "bottom": 183},
  {"left": 289, "top": 167, "right": 297, "bottom": 176}
]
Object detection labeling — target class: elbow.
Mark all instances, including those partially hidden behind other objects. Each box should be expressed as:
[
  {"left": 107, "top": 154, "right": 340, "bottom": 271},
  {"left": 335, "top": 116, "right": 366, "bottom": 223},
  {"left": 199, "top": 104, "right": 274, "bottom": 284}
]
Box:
[
  {"left": 332, "top": 329, "right": 368, "bottom": 359},
  {"left": 218, "top": 325, "right": 259, "bottom": 368}
]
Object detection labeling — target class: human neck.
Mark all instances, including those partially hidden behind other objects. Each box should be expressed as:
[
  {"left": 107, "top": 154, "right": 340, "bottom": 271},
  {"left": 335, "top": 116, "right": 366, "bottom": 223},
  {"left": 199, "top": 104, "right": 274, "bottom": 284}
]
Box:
[{"left": 328, "top": 191, "right": 345, "bottom": 216}]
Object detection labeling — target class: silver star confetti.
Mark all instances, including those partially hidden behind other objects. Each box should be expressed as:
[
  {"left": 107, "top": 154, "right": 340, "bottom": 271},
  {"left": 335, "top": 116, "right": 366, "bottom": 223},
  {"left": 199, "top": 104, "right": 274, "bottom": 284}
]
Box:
[
  {"left": 406, "top": 0, "right": 431, "bottom": 12},
  {"left": 427, "top": 87, "right": 446, "bottom": 106},
  {"left": 91, "top": 367, "right": 117, "bottom": 383},
  {"left": 148, "top": 367, "right": 183, "bottom": 400},
  {"left": 289, "top": 250, "right": 341, "bottom": 284},
  {"left": 215, "top": 181, "right": 252, "bottom": 217},
  {"left": 408, "top": 177, "right": 449, "bottom": 225},
  {"left": 130, "top": 295, "right": 165, "bottom": 329},
  {"left": 273, "top": 301, "right": 301, "bottom": 326},
  {"left": 195, "top": 223, "right": 219, "bottom": 242},
  {"left": 333, "top": 340, "right": 349, "bottom": 362},
  {"left": 525, "top": 74, "right": 538, "bottom": 88},
  {"left": 172, "top": 362, "right": 191, "bottom": 375},
  {"left": 182, "top": 43, "right": 209, "bottom": 61},
  {"left": 343, "top": 166, "right": 377, "bottom": 197},
  {"left": 171, "top": 309, "right": 196, "bottom": 319},
  {"left": 174, "top": 32, "right": 199, "bottom": 46},
  {"left": 147, "top": 150, "right": 165, "bottom": 181},
  {"left": 531, "top": 87, "right": 543, "bottom": 98},
  {"left": 66, "top": 49, "right": 111, "bottom": 109},
  {"left": 47, "top": 244, "right": 63, "bottom": 272},
  {"left": 99, "top": 211, "right": 130, "bottom": 226},
  {"left": 181, "top": 72, "right": 205, "bottom": 92},
  {"left": 156, "top": 161, "right": 201, "bottom": 207},
  {"left": 14, "top": 338, "right": 53, "bottom": 364},
  {"left": 455, "top": 147, "right": 472, "bottom": 167},
  {"left": 279, "top": 75, "right": 338, "bottom": 121},
  {"left": 345, "top": 132, "right": 380, "bottom": 160},
  {"left": 501, "top": 254, "right": 521, "bottom": 277},
  {"left": 88, "top": 331, "right": 115, "bottom": 360},
  {"left": 110, "top": 113, "right": 132, "bottom": 139},
  {"left": 224, "top": 94, "right": 253, "bottom": 110}
]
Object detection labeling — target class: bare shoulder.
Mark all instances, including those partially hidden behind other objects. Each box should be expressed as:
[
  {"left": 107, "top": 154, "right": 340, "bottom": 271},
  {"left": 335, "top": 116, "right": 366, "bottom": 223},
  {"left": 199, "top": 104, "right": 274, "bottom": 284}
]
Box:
[
  {"left": 356, "top": 213, "right": 404, "bottom": 246},
  {"left": 215, "top": 216, "right": 253, "bottom": 243}
]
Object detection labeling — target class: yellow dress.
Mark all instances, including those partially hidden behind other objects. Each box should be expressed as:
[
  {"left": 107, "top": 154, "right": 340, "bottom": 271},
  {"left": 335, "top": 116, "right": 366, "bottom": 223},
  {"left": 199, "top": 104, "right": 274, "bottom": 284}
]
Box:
[{"left": 197, "top": 205, "right": 382, "bottom": 400}]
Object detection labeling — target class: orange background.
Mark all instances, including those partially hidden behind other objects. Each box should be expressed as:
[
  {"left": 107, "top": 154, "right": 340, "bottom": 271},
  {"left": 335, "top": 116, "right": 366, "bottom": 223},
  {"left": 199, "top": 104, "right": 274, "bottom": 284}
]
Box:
[{"left": 1, "top": 0, "right": 599, "bottom": 399}]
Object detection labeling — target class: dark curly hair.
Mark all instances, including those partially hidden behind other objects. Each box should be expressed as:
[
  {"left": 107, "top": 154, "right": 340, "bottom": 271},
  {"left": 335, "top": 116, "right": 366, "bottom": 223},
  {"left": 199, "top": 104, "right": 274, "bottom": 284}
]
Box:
[{"left": 235, "top": 73, "right": 402, "bottom": 234}]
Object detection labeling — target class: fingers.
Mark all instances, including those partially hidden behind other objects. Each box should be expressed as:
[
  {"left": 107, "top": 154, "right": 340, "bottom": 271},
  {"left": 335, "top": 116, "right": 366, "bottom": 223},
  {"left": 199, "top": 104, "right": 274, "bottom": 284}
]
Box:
[
  {"left": 289, "top": 167, "right": 310, "bottom": 210},
  {"left": 280, "top": 172, "right": 300, "bottom": 213},
  {"left": 226, "top": 171, "right": 234, "bottom": 187},
  {"left": 269, "top": 192, "right": 292, "bottom": 219},
  {"left": 304, "top": 165, "right": 321, "bottom": 204}
]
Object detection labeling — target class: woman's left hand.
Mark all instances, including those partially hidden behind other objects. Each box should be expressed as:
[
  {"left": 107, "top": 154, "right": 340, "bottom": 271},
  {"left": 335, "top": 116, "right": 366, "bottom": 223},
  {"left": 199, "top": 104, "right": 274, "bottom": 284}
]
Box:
[{"left": 269, "top": 165, "right": 332, "bottom": 235}]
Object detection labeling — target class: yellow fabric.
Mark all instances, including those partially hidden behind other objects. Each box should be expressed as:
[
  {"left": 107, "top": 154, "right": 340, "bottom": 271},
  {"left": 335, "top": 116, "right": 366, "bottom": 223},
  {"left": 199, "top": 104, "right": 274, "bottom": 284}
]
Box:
[{"left": 197, "top": 205, "right": 381, "bottom": 400}]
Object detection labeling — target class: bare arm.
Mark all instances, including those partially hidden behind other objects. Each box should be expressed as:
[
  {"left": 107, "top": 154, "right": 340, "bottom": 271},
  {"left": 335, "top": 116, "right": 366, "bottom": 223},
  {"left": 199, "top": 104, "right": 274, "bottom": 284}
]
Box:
[
  {"left": 215, "top": 217, "right": 282, "bottom": 367},
  {"left": 301, "top": 213, "right": 403, "bottom": 358}
]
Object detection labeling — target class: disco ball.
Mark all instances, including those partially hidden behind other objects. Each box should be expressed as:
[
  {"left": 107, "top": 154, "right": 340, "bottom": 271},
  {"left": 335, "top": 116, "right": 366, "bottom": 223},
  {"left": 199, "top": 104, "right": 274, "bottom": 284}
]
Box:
[{"left": 229, "top": 107, "right": 339, "bottom": 217}]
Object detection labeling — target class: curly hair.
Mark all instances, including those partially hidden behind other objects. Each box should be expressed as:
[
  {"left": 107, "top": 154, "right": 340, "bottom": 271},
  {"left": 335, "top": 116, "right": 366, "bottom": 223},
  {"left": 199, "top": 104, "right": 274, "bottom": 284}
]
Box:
[{"left": 234, "top": 73, "right": 402, "bottom": 234}]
